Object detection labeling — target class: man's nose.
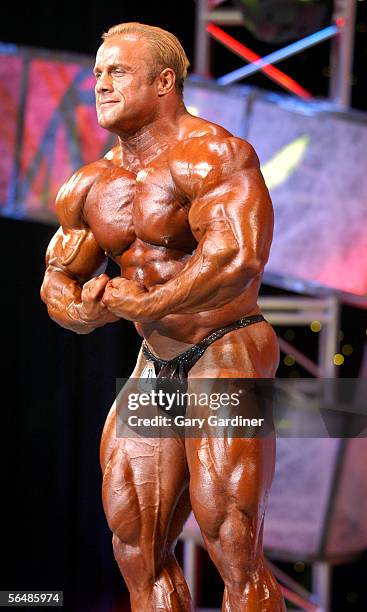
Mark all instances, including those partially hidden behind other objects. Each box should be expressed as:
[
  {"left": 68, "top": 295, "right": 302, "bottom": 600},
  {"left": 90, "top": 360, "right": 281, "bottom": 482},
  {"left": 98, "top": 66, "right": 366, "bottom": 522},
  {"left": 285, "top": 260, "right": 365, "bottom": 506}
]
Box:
[{"left": 95, "top": 73, "right": 113, "bottom": 93}]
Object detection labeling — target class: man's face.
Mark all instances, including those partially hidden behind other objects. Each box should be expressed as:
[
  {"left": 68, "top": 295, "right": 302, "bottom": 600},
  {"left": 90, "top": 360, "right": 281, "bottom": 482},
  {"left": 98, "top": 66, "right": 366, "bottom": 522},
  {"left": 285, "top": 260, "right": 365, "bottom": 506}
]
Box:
[{"left": 94, "top": 35, "right": 159, "bottom": 134}]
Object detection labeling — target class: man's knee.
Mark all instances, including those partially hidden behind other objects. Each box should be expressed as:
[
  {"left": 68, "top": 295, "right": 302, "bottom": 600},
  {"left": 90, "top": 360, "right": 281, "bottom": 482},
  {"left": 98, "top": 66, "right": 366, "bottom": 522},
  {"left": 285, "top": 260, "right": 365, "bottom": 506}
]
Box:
[
  {"left": 112, "top": 533, "right": 167, "bottom": 590},
  {"left": 195, "top": 503, "right": 261, "bottom": 583},
  {"left": 219, "top": 507, "right": 255, "bottom": 550}
]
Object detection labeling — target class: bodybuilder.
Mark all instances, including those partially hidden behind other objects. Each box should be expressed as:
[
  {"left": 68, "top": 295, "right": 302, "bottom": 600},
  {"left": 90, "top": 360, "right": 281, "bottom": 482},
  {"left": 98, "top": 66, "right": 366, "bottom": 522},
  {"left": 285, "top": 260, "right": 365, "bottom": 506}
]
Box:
[{"left": 41, "top": 22, "right": 285, "bottom": 611}]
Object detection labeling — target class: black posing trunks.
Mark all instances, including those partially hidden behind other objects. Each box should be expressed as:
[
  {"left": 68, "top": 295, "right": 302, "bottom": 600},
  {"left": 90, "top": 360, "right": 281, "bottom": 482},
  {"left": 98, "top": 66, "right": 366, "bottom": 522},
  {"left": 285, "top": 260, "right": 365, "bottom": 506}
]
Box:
[
  {"left": 140, "top": 313, "right": 270, "bottom": 422},
  {"left": 142, "top": 313, "right": 265, "bottom": 379}
]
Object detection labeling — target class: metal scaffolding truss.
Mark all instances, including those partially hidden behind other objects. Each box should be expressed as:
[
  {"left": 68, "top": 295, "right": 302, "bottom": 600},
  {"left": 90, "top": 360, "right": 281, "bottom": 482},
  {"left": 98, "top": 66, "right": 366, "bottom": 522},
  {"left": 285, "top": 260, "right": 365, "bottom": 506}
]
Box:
[
  {"left": 194, "top": 0, "right": 357, "bottom": 108},
  {"left": 259, "top": 295, "right": 340, "bottom": 378}
]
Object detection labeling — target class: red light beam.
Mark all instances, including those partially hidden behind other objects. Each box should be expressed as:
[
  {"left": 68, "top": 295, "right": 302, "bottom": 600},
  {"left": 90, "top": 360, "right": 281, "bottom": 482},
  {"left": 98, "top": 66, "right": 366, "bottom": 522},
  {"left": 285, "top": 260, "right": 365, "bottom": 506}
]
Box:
[{"left": 207, "top": 23, "right": 313, "bottom": 100}]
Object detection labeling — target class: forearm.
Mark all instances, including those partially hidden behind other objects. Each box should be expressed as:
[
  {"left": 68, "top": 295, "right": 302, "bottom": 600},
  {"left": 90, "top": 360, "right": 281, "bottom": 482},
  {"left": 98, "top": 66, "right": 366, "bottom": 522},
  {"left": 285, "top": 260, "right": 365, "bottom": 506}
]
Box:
[
  {"left": 141, "top": 243, "right": 261, "bottom": 320},
  {"left": 41, "top": 268, "right": 96, "bottom": 334}
]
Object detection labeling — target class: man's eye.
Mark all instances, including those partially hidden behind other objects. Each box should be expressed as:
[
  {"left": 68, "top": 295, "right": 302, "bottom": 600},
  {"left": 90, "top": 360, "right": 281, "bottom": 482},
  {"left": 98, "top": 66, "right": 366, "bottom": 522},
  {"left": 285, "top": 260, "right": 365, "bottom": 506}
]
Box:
[
  {"left": 94, "top": 72, "right": 101, "bottom": 80},
  {"left": 113, "top": 69, "right": 125, "bottom": 75}
]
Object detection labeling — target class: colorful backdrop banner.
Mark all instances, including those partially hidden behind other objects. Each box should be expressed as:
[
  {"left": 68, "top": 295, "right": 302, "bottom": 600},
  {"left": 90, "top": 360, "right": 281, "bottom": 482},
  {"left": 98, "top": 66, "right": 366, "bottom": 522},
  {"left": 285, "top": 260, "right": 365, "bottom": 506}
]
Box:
[{"left": 0, "top": 44, "right": 116, "bottom": 223}]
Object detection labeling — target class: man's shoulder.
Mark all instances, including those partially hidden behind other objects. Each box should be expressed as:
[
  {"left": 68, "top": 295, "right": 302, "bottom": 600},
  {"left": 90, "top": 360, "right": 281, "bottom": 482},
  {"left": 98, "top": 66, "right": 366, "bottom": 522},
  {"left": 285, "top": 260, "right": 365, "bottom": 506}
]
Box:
[
  {"left": 55, "top": 157, "right": 112, "bottom": 227},
  {"left": 170, "top": 118, "right": 258, "bottom": 196},
  {"left": 57, "top": 158, "right": 112, "bottom": 200},
  {"left": 178, "top": 113, "right": 232, "bottom": 140},
  {"left": 174, "top": 115, "right": 257, "bottom": 165}
]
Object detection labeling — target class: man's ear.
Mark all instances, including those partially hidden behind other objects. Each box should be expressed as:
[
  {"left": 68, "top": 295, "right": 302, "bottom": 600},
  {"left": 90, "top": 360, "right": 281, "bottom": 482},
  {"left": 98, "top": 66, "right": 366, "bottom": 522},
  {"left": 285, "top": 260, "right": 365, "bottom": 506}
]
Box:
[{"left": 157, "top": 68, "right": 176, "bottom": 96}]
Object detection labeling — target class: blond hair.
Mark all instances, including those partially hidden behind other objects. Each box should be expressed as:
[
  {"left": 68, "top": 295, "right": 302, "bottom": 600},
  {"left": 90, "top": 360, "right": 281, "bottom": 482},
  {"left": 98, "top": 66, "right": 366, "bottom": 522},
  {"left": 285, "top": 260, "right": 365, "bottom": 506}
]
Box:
[{"left": 102, "top": 22, "right": 190, "bottom": 96}]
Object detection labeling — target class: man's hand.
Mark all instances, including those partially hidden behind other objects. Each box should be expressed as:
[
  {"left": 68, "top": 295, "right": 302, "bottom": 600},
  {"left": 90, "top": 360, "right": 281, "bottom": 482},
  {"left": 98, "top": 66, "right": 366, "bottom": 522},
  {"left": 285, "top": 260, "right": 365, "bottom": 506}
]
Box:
[
  {"left": 67, "top": 274, "right": 120, "bottom": 328},
  {"left": 102, "top": 277, "right": 152, "bottom": 322}
]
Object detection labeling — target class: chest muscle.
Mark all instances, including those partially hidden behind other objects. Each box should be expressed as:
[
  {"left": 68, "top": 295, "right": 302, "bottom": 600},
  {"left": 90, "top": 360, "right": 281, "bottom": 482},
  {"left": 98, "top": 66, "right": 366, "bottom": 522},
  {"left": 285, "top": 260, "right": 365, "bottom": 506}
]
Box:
[{"left": 84, "top": 164, "right": 196, "bottom": 256}]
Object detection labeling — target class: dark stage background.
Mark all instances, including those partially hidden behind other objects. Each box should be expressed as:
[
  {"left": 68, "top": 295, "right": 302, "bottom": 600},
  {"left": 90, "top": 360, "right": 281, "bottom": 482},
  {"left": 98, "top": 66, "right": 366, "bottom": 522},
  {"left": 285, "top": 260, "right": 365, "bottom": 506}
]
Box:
[{"left": 1, "top": 2, "right": 367, "bottom": 611}]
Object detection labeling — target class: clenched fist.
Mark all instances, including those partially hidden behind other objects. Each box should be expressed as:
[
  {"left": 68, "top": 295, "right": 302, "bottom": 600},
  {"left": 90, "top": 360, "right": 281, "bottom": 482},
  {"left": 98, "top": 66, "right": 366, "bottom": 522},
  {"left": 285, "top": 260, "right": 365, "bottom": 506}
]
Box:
[
  {"left": 102, "top": 277, "right": 155, "bottom": 322},
  {"left": 67, "top": 274, "right": 120, "bottom": 328}
]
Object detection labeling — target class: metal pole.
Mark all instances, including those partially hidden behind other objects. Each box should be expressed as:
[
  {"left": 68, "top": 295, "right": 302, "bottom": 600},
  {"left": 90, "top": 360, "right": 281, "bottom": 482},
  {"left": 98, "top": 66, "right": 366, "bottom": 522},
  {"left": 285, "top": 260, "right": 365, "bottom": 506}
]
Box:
[
  {"left": 182, "top": 539, "right": 198, "bottom": 608},
  {"left": 312, "top": 561, "right": 331, "bottom": 611},
  {"left": 194, "top": 0, "right": 211, "bottom": 76},
  {"left": 329, "top": 0, "right": 357, "bottom": 108},
  {"left": 318, "top": 296, "right": 339, "bottom": 378}
]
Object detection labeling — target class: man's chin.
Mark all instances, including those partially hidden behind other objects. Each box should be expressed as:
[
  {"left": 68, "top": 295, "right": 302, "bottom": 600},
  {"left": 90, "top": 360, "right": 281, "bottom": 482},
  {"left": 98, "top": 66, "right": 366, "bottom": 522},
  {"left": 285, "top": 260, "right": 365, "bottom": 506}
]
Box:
[
  {"left": 97, "top": 115, "right": 119, "bottom": 132},
  {"left": 96, "top": 105, "right": 121, "bottom": 129}
]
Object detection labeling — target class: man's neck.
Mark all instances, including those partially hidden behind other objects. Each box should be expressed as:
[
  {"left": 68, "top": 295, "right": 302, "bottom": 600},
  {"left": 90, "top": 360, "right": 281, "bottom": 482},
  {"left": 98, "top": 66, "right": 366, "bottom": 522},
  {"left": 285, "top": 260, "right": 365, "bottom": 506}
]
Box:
[{"left": 118, "top": 103, "right": 187, "bottom": 169}]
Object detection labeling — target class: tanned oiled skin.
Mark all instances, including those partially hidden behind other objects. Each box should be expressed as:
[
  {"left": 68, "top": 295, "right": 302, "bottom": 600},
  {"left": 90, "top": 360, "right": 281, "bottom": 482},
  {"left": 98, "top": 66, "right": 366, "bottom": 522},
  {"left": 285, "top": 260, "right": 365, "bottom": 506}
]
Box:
[
  {"left": 42, "top": 126, "right": 269, "bottom": 343},
  {"left": 41, "top": 30, "right": 284, "bottom": 612}
]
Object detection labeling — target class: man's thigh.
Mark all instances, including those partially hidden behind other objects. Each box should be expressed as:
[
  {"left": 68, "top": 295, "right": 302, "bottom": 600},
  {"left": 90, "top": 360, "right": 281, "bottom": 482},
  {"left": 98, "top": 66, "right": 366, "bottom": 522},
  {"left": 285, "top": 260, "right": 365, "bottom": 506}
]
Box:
[
  {"left": 102, "top": 435, "right": 190, "bottom": 544},
  {"left": 101, "top": 376, "right": 191, "bottom": 547}
]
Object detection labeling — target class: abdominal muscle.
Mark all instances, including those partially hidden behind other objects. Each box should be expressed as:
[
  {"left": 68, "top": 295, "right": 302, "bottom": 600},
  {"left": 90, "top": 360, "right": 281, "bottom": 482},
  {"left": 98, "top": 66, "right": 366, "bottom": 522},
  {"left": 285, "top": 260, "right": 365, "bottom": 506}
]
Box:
[
  {"left": 115, "top": 238, "right": 266, "bottom": 361},
  {"left": 136, "top": 283, "right": 262, "bottom": 353}
]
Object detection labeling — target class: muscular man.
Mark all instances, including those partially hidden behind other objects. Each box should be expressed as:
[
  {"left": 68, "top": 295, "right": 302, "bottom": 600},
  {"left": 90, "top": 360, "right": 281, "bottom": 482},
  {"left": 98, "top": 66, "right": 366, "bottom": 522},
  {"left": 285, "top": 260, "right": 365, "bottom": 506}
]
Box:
[{"left": 41, "top": 22, "right": 285, "bottom": 611}]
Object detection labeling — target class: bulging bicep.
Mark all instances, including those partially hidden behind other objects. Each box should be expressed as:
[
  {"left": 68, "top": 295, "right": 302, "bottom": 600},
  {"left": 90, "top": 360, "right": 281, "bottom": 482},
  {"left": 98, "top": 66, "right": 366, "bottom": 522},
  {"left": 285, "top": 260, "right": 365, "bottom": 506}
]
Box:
[
  {"left": 46, "top": 226, "right": 106, "bottom": 282},
  {"left": 47, "top": 160, "right": 110, "bottom": 281}
]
